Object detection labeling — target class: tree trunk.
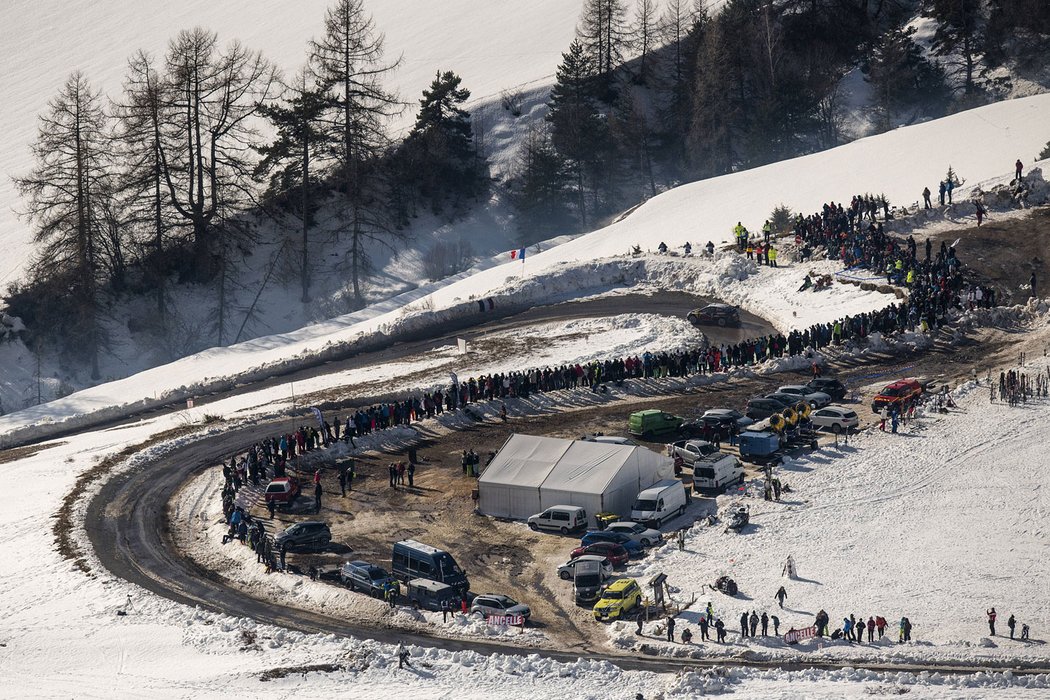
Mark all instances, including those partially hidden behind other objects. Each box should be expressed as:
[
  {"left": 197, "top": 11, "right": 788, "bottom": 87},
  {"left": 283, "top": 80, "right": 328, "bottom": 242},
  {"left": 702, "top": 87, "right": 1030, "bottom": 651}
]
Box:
[{"left": 301, "top": 130, "right": 311, "bottom": 304}]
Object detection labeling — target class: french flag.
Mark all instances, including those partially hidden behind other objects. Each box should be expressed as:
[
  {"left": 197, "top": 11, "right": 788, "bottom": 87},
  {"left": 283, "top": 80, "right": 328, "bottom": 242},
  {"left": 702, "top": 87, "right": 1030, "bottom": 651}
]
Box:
[{"left": 510, "top": 247, "right": 526, "bottom": 261}]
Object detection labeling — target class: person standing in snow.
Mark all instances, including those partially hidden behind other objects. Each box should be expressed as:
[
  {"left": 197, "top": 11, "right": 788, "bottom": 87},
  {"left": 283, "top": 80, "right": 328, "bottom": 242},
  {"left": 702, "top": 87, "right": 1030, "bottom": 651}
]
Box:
[
  {"left": 699, "top": 615, "right": 710, "bottom": 641},
  {"left": 706, "top": 240, "right": 715, "bottom": 256},
  {"left": 760, "top": 612, "right": 769, "bottom": 636},
  {"left": 771, "top": 615, "right": 780, "bottom": 635},
  {"left": 1030, "top": 272, "right": 1037, "bottom": 299},
  {"left": 740, "top": 611, "right": 749, "bottom": 638},
  {"left": 776, "top": 585, "right": 787, "bottom": 608},
  {"left": 867, "top": 616, "right": 876, "bottom": 642},
  {"left": 975, "top": 200, "right": 986, "bottom": 226},
  {"left": 1016, "top": 159, "right": 1024, "bottom": 181},
  {"left": 314, "top": 481, "right": 322, "bottom": 513},
  {"left": 988, "top": 608, "right": 997, "bottom": 636},
  {"left": 923, "top": 186, "right": 932, "bottom": 209},
  {"left": 946, "top": 178, "right": 954, "bottom": 204},
  {"left": 876, "top": 616, "right": 887, "bottom": 639},
  {"left": 1009, "top": 614, "right": 1016, "bottom": 639},
  {"left": 938, "top": 181, "right": 946, "bottom": 206},
  {"left": 666, "top": 615, "right": 676, "bottom": 642},
  {"left": 843, "top": 617, "right": 854, "bottom": 642},
  {"left": 716, "top": 618, "right": 727, "bottom": 643},
  {"left": 749, "top": 610, "right": 759, "bottom": 637},
  {"left": 397, "top": 642, "right": 411, "bottom": 669}
]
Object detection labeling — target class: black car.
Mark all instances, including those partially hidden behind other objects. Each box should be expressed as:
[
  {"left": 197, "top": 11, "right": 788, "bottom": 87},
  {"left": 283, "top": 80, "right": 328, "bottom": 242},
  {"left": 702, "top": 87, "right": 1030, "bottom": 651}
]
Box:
[
  {"left": 340, "top": 560, "right": 394, "bottom": 597},
  {"left": 745, "top": 398, "right": 784, "bottom": 420},
  {"left": 764, "top": 393, "right": 800, "bottom": 408},
  {"left": 273, "top": 521, "right": 332, "bottom": 551},
  {"left": 807, "top": 378, "right": 848, "bottom": 401},
  {"left": 687, "top": 303, "right": 741, "bottom": 328}
]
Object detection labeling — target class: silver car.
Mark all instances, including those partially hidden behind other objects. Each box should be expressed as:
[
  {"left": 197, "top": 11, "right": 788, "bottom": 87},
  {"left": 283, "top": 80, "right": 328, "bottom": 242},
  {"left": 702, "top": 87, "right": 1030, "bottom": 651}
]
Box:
[
  {"left": 777, "top": 384, "right": 832, "bottom": 408},
  {"left": 605, "top": 521, "right": 663, "bottom": 547},
  {"left": 558, "top": 554, "right": 614, "bottom": 581},
  {"left": 809, "top": 405, "right": 860, "bottom": 433},
  {"left": 470, "top": 594, "right": 531, "bottom": 620}
]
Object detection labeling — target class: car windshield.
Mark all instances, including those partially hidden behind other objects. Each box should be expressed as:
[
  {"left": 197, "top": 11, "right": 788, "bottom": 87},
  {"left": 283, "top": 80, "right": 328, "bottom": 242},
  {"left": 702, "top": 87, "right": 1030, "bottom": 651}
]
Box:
[
  {"left": 576, "top": 574, "right": 601, "bottom": 586},
  {"left": 436, "top": 554, "right": 463, "bottom": 575},
  {"left": 266, "top": 484, "right": 282, "bottom": 492},
  {"left": 633, "top": 499, "right": 657, "bottom": 511},
  {"left": 369, "top": 568, "right": 388, "bottom": 580},
  {"left": 285, "top": 525, "right": 300, "bottom": 534},
  {"left": 602, "top": 590, "right": 623, "bottom": 600}
]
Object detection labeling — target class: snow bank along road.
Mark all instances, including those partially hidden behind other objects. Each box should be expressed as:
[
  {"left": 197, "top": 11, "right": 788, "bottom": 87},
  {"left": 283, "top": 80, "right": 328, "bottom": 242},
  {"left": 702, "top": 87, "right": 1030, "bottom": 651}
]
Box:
[
  {"left": 6, "top": 292, "right": 764, "bottom": 450},
  {"left": 83, "top": 351, "right": 1050, "bottom": 677}
]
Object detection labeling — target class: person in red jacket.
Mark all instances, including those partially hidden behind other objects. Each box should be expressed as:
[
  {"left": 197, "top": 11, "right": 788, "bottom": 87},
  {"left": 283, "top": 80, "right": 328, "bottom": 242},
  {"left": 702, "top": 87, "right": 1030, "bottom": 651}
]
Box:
[{"left": 987, "top": 607, "right": 997, "bottom": 636}]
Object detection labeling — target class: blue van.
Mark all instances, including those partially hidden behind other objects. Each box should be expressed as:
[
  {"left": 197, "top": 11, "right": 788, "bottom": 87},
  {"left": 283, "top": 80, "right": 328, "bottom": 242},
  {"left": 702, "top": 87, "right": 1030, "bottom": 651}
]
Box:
[{"left": 392, "top": 539, "right": 470, "bottom": 594}]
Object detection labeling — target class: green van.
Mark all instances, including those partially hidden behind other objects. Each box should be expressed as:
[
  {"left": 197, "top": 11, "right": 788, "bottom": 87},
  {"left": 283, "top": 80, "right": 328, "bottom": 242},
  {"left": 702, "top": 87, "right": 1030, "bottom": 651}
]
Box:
[{"left": 628, "top": 409, "right": 684, "bottom": 438}]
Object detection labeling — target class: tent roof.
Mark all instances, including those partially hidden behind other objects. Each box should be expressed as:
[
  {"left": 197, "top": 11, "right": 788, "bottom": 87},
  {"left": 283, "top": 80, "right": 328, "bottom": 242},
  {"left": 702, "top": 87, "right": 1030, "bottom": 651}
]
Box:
[
  {"left": 539, "top": 440, "right": 635, "bottom": 494},
  {"left": 480, "top": 434, "right": 644, "bottom": 495},
  {"left": 477, "top": 434, "right": 572, "bottom": 488}
]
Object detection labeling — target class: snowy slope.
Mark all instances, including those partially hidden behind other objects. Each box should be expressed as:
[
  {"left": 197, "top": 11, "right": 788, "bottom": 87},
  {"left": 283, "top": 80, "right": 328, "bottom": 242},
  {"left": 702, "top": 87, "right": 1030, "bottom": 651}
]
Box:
[
  {"left": 0, "top": 0, "right": 585, "bottom": 288},
  {"left": 3, "top": 94, "right": 1048, "bottom": 439}
]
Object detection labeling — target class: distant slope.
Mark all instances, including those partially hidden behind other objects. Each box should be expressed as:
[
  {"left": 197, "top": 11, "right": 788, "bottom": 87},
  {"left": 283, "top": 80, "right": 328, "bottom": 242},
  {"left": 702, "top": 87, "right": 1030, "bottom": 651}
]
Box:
[
  {"left": 2, "top": 94, "right": 1047, "bottom": 438},
  {"left": 0, "top": 0, "right": 584, "bottom": 288}
]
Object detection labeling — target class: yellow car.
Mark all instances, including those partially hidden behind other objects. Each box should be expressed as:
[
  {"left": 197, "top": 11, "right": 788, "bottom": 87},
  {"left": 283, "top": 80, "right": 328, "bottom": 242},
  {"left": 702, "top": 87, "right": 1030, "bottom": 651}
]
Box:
[{"left": 592, "top": 578, "right": 642, "bottom": 621}]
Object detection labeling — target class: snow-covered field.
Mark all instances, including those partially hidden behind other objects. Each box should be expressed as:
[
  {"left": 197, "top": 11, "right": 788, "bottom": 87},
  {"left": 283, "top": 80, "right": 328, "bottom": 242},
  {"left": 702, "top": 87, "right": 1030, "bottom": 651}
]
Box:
[{"left": 616, "top": 382, "right": 1050, "bottom": 667}]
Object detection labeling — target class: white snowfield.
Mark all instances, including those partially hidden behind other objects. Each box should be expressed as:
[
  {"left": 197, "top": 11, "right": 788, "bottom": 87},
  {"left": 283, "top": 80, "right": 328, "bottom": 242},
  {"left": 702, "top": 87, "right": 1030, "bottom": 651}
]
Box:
[
  {"left": 0, "top": 0, "right": 585, "bottom": 287},
  {"left": 3, "top": 91, "right": 1048, "bottom": 443},
  {"left": 618, "top": 383, "right": 1050, "bottom": 668}
]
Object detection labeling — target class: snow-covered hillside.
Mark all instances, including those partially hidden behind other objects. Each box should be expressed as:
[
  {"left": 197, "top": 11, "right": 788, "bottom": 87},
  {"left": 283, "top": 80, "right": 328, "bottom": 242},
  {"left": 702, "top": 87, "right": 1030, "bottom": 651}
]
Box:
[
  {"left": 0, "top": 0, "right": 585, "bottom": 289},
  {"left": 2, "top": 93, "right": 1047, "bottom": 439}
]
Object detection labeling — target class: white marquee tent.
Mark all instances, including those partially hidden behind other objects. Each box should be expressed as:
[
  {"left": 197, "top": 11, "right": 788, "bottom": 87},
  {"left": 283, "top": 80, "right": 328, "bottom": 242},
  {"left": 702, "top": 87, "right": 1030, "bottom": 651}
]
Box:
[{"left": 478, "top": 434, "right": 674, "bottom": 525}]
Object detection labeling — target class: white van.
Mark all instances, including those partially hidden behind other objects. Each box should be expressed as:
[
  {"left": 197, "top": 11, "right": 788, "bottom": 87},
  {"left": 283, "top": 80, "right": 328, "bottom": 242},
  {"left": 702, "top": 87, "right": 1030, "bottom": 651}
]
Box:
[
  {"left": 692, "top": 453, "right": 744, "bottom": 494},
  {"left": 527, "top": 505, "right": 589, "bottom": 534},
  {"left": 630, "top": 479, "right": 687, "bottom": 528}
]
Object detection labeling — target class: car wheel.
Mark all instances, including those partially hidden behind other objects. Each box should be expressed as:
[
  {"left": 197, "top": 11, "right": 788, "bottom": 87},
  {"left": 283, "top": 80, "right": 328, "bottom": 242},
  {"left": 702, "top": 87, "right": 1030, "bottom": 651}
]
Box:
[
  {"left": 412, "top": 600, "right": 421, "bottom": 610},
  {"left": 560, "top": 526, "right": 569, "bottom": 535},
  {"left": 528, "top": 522, "right": 538, "bottom": 531},
  {"left": 641, "top": 538, "right": 651, "bottom": 547},
  {"left": 831, "top": 423, "right": 841, "bottom": 434},
  {"left": 717, "top": 318, "right": 726, "bottom": 327},
  {"left": 642, "top": 431, "right": 653, "bottom": 440},
  {"left": 348, "top": 580, "right": 356, "bottom": 591},
  {"left": 678, "top": 504, "right": 686, "bottom": 516},
  {"left": 560, "top": 571, "right": 571, "bottom": 580}
]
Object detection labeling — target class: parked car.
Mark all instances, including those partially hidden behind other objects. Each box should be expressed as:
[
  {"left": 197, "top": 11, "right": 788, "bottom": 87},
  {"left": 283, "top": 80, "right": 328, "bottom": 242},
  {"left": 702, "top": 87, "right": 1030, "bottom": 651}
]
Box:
[
  {"left": 871, "top": 378, "right": 923, "bottom": 413},
  {"left": 765, "top": 392, "right": 804, "bottom": 408},
  {"left": 527, "top": 505, "right": 589, "bottom": 534},
  {"left": 806, "top": 377, "right": 848, "bottom": 401},
  {"left": 340, "top": 560, "right": 394, "bottom": 597},
  {"left": 699, "top": 408, "right": 753, "bottom": 432},
  {"left": 692, "top": 453, "right": 745, "bottom": 494},
  {"left": 630, "top": 479, "right": 688, "bottom": 528},
  {"left": 604, "top": 521, "right": 664, "bottom": 547},
  {"left": 580, "top": 531, "right": 643, "bottom": 554},
  {"left": 573, "top": 559, "right": 608, "bottom": 606},
  {"left": 470, "top": 594, "right": 531, "bottom": 621},
  {"left": 592, "top": 578, "right": 643, "bottom": 621},
  {"left": 558, "top": 554, "right": 614, "bottom": 581},
  {"left": 273, "top": 521, "right": 331, "bottom": 551},
  {"left": 777, "top": 385, "right": 832, "bottom": 408},
  {"left": 667, "top": 439, "right": 718, "bottom": 466},
  {"left": 809, "top": 405, "right": 860, "bottom": 433},
  {"left": 569, "top": 542, "right": 630, "bottom": 567},
  {"left": 687, "top": 303, "right": 741, "bottom": 328},
  {"left": 745, "top": 398, "right": 784, "bottom": 420},
  {"left": 628, "top": 409, "right": 684, "bottom": 438},
  {"left": 264, "top": 477, "right": 300, "bottom": 506}
]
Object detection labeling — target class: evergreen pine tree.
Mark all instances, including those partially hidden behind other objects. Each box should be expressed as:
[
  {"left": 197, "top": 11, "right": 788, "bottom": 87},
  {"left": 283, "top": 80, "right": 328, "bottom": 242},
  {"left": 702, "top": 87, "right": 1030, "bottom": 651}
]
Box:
[
  {"left": 546, "top": 40, "right": 607, "bottom": 227},
  {"left": 921, "top": 0, "right": 985, "bottom": 95},
  {"left": 256, "top": 70, "right": 336, "bottom": 303}
]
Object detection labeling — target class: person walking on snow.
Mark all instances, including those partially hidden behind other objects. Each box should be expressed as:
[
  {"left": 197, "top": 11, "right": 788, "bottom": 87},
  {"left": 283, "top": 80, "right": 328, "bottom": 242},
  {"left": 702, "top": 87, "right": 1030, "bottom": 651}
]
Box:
[
  {"left": 776, "top": 585, "right": 787, "bottom": 608},
  {"left": 988, "top": 608, "right": 997, "bottom": 636},
  {"left": 771, "top": 615, "right": 780, "bottom": 635}
]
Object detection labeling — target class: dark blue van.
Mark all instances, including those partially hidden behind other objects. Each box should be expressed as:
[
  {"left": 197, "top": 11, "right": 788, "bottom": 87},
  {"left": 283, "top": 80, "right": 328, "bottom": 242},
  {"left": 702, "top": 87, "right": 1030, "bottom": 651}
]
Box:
[{"left": 392, "top": 539, "right": 470, "bottom": 594}]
